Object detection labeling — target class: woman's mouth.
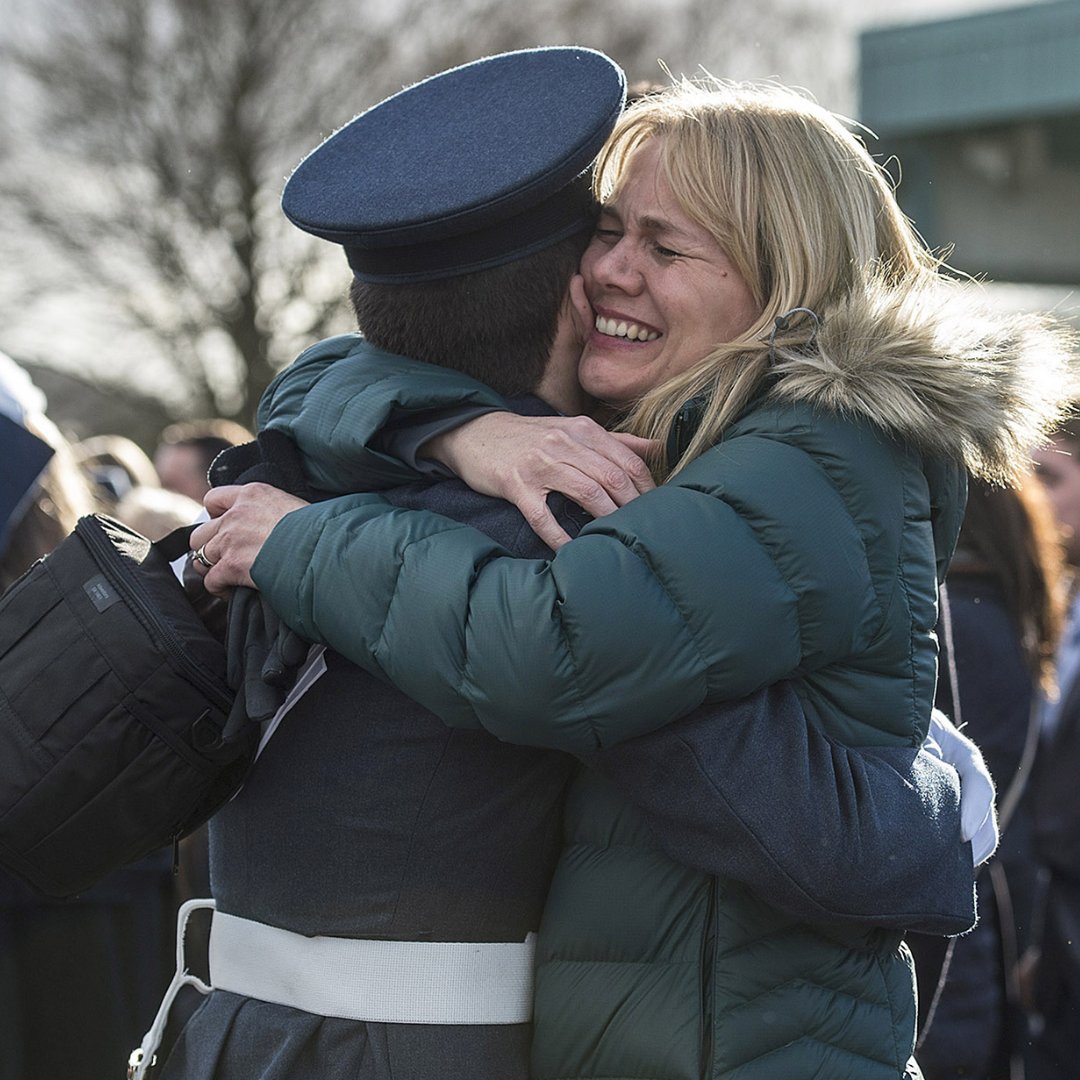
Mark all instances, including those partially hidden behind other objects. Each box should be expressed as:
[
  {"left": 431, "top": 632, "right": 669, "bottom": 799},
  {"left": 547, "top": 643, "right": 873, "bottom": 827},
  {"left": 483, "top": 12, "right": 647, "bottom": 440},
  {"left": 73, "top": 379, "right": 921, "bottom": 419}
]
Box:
[{"left": 594, "top": 314, "right": 660, "bottom": 342}]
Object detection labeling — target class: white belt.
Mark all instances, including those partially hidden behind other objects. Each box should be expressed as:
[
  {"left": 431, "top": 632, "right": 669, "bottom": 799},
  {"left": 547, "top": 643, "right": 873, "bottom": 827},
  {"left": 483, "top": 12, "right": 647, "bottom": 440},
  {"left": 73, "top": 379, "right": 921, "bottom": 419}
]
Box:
[
  {"left": 130, "top": 899, "right": 536, "bottom": 1079},
  {"left": 209, "top": 908, "right": 536, "bottom": 1025}
]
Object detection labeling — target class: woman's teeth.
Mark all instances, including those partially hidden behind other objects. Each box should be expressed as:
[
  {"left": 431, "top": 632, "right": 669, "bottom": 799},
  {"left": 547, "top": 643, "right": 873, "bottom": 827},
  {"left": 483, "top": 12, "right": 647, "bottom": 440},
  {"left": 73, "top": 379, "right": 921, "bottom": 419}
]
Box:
[{"left": 595, "top": 315, "right": 659, "bottom": 342}]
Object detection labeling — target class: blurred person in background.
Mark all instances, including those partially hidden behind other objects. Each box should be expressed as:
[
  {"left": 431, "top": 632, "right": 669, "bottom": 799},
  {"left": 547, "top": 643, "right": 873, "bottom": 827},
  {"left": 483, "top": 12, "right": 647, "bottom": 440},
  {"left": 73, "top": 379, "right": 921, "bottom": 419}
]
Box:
[
  {"left": 72, "top": 432, "right": 162, "bottom": 510},
  {"left": 909, "top": 476, "right": 1067, "bottom": 1080},
  {"left": 114, "top": 484, "right": 204, "bottom": 542},
  {"left": 154, "top": 419, "right": 253, "bottom": 502},
  {"left": 1025, "top": 415, "right": 1080, "bottom": 1080},
  {"left": 0, "top": 353, "right": 177, "bottom": 1080}
]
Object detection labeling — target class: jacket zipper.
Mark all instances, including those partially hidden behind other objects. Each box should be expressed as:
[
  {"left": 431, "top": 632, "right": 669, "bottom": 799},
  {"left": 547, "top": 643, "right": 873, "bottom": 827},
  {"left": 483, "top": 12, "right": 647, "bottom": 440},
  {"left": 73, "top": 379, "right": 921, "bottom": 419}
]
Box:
[
  {"left": 76, "top": 517, "right": 233, "bottom": 716},
  {"left": 701, "top": 876, "right": 717, "bottom": 1079},
  {"left": 667, "top": 394, "right": 709, "bottom": 468}
]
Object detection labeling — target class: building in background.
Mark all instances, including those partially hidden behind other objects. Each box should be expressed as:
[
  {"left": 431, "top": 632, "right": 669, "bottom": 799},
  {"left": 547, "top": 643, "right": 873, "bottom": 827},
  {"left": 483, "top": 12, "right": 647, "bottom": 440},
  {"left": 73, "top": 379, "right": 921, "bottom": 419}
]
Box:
[{"left": 860, "top": 0, "right": 1080, "bottom": 311}]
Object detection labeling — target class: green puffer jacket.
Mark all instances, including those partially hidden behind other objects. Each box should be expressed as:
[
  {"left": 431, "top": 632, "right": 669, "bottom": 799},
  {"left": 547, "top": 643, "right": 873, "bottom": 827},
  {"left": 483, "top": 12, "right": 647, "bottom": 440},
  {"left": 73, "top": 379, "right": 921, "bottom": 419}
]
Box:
[
  {"left": 255, "top": 347, "right": 960, "bottom": 756},
  {"left": 250, "top": 282, "right": 1065, "bottom": 1078},
  {"left": 535, "top": 769, "right": 918, "bottom": 1080}
]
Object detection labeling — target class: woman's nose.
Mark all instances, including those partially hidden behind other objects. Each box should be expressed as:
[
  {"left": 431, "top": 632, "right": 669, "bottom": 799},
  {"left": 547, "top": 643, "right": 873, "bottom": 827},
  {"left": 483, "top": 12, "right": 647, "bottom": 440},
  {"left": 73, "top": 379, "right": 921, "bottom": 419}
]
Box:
[{"left": 592, "top": 240, "right": 643, "bottom": 294}]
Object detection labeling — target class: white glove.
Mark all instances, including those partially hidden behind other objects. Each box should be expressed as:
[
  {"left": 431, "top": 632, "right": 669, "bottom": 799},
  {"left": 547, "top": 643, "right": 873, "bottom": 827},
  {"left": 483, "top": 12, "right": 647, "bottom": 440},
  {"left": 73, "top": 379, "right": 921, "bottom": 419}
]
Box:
[{"left": 923, "top": 709, "right": 999, "bottom": 865}]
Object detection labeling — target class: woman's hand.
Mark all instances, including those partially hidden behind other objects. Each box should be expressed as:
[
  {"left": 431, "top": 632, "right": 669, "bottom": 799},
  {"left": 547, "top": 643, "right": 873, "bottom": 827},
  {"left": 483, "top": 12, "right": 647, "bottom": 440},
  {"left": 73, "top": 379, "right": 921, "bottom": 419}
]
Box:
[
  {"left": 189, "top": 483, "right": 310, "bottom": 595},
  {"left": 427, "top": 412, "right": 658, "bottom": 550}
]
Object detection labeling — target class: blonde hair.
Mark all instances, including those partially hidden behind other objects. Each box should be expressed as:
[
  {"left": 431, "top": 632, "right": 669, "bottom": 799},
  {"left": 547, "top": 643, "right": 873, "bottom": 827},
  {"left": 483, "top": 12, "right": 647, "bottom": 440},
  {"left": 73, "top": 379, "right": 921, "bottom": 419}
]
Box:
[{"left": 593, "top": 77, "right": 942, "bottom": 478}]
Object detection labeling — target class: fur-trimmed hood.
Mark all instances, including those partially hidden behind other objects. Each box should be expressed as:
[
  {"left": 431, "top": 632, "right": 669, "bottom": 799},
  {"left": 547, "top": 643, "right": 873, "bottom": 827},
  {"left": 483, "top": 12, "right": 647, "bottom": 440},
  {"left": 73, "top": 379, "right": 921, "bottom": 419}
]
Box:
[{"left": 767, "top": 278, "right": 1079, "bottom": 484}]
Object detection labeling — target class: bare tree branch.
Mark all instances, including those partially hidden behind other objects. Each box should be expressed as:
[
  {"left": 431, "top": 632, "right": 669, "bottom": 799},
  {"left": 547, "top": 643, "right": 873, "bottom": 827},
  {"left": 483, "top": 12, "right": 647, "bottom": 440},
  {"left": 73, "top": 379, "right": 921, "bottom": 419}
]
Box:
[{"left": 1, "top": 0, "right": 839, "bottom": 427}]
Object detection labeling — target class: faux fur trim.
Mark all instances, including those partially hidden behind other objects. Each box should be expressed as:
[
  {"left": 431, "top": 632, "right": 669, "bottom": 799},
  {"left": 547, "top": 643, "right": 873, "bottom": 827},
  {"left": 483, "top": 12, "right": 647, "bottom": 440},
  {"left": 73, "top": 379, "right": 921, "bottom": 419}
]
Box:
[{"left": 766, "top": 278, "right": 1079, "bottom": 483}]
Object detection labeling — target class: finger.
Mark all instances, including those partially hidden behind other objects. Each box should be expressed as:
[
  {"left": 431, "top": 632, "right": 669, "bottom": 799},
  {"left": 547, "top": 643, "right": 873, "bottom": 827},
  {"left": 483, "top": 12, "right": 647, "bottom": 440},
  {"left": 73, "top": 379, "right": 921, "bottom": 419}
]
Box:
[
  {"left": 517, "top": 494, "right": 573, "bottom": 552},
  {"left": 189, "top": 519, "right": 219, "bottom": 557},
  {"left": 201, "top": 547, "right": 257, "bottom": 595},
  {"left": 188, "top": 542, "right": 219, "bottom": 578},
  {"left": 558, "top": 443, "right": 648, "bottom": 509},
  {"left": 203, "top": 484, "right": 245, "bottom": 518},
  {"left": 586, "top": 434, "right": 657, "bottom": 496},
  {"left": 512, "top": 453, "right": 622, "bottom": 518},
  {"left": 607, "top": 435, "right": 661, "bottom": 491},
  {"left": 201, "top": 567, "right": 237, "bottom": 597},
  {"left": 534, "top": 422, "right": 652, "bottom": 508},
  {"left": 552, "top": 417, "right": 653, "bottom": 467},
  {"left": 554, "top": 472, "right": 620, "bottom": 519}
]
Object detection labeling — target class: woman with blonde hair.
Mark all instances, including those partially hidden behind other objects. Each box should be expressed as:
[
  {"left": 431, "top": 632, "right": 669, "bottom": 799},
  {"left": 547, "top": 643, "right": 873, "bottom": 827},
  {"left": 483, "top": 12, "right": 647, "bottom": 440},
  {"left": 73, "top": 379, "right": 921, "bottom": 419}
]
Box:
[{"left": 195, "top": 78, "right": 1076, "bottom": 1078}]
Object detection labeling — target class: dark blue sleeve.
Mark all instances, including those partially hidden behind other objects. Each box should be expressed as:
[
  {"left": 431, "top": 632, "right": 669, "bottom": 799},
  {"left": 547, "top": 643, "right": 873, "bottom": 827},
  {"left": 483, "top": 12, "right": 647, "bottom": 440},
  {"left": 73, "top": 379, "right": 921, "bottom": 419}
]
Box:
[
  {"left": 580, "top": 682, "right": 976, "bottom": 935},
  {"left": 375, "top": 405, "right": 500, "bottom": 478}
]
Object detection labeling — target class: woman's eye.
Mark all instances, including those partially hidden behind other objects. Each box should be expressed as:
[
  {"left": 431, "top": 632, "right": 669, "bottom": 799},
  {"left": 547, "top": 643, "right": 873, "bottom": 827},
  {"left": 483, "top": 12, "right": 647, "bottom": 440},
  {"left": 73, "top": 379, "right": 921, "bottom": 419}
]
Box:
[
  {"left": 594, "top": 228, "right": 622, "bottom": 242},
  {"left": 653, "top": 243, "right": 683, "bottom": 259}
]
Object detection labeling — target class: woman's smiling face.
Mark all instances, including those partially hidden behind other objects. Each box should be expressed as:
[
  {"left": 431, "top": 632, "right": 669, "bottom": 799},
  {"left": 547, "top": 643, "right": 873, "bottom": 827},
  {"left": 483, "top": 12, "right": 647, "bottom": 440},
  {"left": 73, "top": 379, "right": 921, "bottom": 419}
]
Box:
[{"left": 577, "top": 138, "right": 762, "bottom": 408}]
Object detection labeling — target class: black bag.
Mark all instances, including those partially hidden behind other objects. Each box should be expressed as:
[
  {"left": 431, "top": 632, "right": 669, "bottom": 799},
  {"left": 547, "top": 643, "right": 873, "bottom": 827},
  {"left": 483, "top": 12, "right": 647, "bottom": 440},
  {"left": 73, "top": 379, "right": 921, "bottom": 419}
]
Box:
[{"left": 0, "top": 514, "right": 255, "bottom": 899}]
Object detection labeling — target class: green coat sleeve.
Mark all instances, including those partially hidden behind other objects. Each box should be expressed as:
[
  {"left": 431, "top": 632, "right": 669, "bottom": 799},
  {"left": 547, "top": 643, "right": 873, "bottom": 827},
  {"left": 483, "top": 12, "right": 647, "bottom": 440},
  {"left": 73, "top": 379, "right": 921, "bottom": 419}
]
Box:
[
  {"left": 252, "top": 430, "right": 880, "bottom": 754},
  {"left": 258, "top": 337, "right": 508, "bottom": 492}
]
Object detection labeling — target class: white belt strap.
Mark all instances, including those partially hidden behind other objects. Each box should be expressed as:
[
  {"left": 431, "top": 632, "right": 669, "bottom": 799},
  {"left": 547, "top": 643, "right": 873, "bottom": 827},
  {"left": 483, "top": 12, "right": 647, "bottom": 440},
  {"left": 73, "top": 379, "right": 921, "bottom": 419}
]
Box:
[
  {"left": 209, "top": 910, "right": 536, "bottom": 1025},
  {"left": 129, "top": 898, "right": 215, "bottom": 1080}
]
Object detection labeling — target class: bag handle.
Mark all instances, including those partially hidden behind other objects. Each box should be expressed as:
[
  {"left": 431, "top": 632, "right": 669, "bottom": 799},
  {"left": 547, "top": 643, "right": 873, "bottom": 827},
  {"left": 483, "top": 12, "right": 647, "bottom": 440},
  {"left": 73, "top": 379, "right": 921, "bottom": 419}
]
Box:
[{"left": 154, "top": 523, "right": 198, "bottom": 565}]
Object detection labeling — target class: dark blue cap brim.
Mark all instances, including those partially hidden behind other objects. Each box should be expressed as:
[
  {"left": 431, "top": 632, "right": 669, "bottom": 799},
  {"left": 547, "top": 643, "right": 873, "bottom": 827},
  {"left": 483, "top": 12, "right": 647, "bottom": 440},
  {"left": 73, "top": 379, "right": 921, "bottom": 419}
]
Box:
[{"left": 282, "top": 47, "right": 625, "bottom": 283}]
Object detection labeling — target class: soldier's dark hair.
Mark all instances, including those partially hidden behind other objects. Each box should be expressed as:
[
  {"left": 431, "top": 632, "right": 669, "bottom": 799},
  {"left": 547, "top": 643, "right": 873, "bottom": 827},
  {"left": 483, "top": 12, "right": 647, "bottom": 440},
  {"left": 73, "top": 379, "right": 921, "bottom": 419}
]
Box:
[{"left": 349, "top": 229, "right": 590, "bottom": 398}]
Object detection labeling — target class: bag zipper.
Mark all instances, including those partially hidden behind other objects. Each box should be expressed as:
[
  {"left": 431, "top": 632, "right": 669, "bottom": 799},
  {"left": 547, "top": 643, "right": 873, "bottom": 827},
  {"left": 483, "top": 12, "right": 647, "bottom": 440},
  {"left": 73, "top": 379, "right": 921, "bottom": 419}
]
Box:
[{"left": 75, "top": 517, "right": 234, "bottom": 716}]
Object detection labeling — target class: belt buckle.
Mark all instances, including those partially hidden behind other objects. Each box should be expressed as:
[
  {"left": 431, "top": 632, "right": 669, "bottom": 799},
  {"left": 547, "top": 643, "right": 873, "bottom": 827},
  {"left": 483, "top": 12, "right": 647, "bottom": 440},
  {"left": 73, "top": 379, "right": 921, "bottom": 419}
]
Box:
[{"left": 127, "top": 1048, "right": 155, "bottom": 1079}]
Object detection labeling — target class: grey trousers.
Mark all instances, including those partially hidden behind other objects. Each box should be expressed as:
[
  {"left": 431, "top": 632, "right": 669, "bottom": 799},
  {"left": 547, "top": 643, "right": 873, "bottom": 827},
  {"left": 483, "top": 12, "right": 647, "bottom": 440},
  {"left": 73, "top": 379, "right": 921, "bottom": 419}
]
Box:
[{"left": 157, "top": 989, "right": 532, "bottom": 1080}]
